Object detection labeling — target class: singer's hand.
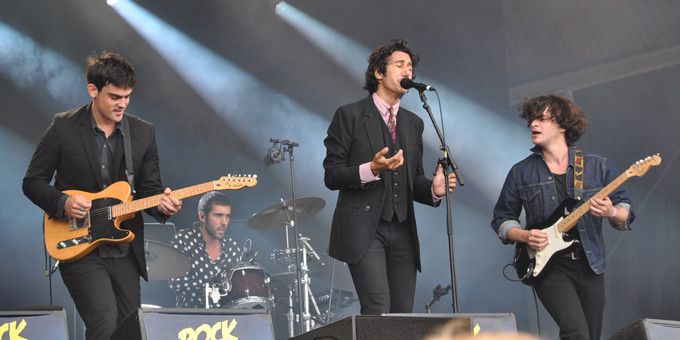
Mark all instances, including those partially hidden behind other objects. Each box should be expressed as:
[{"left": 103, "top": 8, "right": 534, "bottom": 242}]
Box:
[
  {"left": 432, "top": 164, "right": 456, "bottom": 197},
  {"left": 370, "top": 147, "right": 404, "bottom": 175}
]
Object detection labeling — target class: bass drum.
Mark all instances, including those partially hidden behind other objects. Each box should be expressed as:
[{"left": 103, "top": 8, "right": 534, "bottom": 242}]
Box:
[{"left": 220, "top": 262, "right": 272, "bottom": 309}]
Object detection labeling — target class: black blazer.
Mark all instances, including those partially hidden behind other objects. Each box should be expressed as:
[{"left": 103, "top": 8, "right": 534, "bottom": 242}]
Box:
[
  {"left": 23, "top": 104, "right": 165, "bottom": 280},
  {"left": 323, "top": 96, "right": 439, "bottom": 271}
]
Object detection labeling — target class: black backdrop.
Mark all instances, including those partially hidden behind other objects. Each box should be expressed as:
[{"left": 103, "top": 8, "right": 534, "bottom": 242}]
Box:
[{"left": 1, "top": 1, "right": 678, "bottom": 339}]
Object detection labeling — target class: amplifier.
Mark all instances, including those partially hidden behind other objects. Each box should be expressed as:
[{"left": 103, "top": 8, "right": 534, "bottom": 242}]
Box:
[
  {"left": 111, "top": 307, "right": 274, "bottom": 340},
  {"left": 610, "top": 318, "right": 680, "bottom": 340},
  {"left": 0, "top": 307, "right": 68, "bottom": 340},
  {"left": 290, "top": 313, "right": 517, "bottom": 340}
]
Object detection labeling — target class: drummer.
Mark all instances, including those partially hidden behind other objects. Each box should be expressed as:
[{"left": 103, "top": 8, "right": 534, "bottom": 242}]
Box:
[{"left": 169, "top": 191, "right": 242, "bottom": 308}]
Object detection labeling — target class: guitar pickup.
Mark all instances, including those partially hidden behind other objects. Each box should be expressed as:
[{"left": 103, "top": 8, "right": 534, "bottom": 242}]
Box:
[{"left": 56, "top": 235, "right": 92, "bottom": 249}]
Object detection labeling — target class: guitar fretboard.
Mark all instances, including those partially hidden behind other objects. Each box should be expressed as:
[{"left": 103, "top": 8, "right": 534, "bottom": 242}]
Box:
[
  {"left": 111, "top": 181, "right": 215, "bottom": 217},
  {"left": 557, "top": 172, "right": 629, "bottom": 233}
]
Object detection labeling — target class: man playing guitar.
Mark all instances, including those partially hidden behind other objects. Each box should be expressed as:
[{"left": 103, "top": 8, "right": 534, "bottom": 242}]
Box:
[
  {"left": 491, "top": 95, "right": 634, "bottom": 340},
  {"left": 23, "top": 51, "right": 182, "bottom": 339}
]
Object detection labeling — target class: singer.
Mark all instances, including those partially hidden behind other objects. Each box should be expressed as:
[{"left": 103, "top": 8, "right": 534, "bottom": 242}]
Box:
[
  {"left": 323, "top": 39, "right": 456, "bottom": 314},
  {"left": 169, "top": 191, "right": 244, "bottom": 308}
]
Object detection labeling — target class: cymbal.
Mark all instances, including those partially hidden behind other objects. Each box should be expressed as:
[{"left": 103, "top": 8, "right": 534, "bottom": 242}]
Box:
[
  {"left": 144, "top": 240, "right": 190, "bottom": 280},
  {"left": 247, "top": 197, "right": 325, "bottom": 229}
]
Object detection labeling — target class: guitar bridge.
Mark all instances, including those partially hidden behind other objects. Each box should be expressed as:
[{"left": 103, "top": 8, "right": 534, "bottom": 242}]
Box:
[{"left": 68, "top": 214, "right": 90, "bottom": 231}]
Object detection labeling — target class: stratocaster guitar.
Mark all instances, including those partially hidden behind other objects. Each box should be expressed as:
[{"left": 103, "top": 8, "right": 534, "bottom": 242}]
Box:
[
  {"left": 513, "top": 154, "right": 661, "bottom": 285},
  {"left": 43, "top": 174, "right": 257, "bottom": 261}
]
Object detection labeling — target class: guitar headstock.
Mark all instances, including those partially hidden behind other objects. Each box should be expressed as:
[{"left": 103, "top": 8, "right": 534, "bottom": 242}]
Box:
[
  {"left": 213, "top": 174, "right": 258, "bottom": 190},
  {"left": 626, "top": 154, "right": 662, "bottom": 178}
]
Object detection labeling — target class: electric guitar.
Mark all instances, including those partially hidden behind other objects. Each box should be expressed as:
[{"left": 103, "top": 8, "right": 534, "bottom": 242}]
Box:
[
  {"left": 513, "top": 154, "right": 661, "bottom": 285},
  {"left": 43, "top": 175, "right": 257, "bottom": 261}
]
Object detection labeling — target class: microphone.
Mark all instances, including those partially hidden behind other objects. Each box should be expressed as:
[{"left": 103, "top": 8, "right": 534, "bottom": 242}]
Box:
[
  {"left": 400, "top": 78, "right": 435, "bottom": 92},
  {"left": 264, "top": 139, "right": 283, "bottom": 165}
]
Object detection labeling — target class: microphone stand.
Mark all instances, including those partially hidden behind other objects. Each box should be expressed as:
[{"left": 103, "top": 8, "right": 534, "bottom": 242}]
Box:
[
  {"left": 417, "top": 89, "right": 463, "bottom": 313},
  {"left": 271, "top": 139, "right": 307, "bottom": 334}
]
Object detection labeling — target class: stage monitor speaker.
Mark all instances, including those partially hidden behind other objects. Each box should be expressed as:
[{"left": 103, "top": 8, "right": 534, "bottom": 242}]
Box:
[
  {"left": 609, "top": 318, "right": 680, "bottom": 340},
  {"left": 111, "top": 307, "right": 274, "bottom": 340},
  {"left": 0, "top": 306, "right": 68, "bottom": 340},
  {"left": 290, "top": 313, "right": 517, "bottom": 340}
]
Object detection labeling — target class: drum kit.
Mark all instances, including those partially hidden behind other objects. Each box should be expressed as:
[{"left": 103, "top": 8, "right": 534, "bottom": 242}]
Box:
[{"left": 144, "top": 196, "right": 348, "bottom": 336}]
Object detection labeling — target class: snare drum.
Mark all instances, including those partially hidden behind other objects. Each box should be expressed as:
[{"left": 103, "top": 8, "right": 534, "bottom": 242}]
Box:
[{"left": 220, "top": 262, "right": 272, "bottom": 309}]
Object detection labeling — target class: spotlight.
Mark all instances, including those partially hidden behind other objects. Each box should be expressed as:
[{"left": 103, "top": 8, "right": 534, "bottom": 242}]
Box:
[
  {"left": 107, "top": 0, "right": 119, "bottom": 7},
  {"left": 274, "top": 1, "right": 287, "bottom": 14}
]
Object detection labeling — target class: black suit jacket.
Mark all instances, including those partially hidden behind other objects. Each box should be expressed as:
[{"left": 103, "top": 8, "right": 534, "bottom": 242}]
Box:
[
  {"left": 323, "top": 96, "right": 439, "bottom": 271},
  {"left": 23, "top": 104, "right": 165, "bottom": 280}
]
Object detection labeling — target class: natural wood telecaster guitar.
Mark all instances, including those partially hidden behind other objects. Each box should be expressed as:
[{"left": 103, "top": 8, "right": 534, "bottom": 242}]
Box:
[{"left": 44, "top": 175, "right": 257, "bottom": 261}]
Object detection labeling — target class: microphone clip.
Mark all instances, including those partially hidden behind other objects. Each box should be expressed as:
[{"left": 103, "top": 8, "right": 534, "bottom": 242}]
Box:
[{"left": 265, "top": 138, "right": 300, "bottom": 166}]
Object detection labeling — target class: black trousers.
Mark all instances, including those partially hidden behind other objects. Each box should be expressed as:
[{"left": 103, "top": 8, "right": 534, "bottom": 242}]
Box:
[
  {"left": 59, "top": 250, "right": 141, "bottom": 340},
  {"left": 534, "top": 255, "right": 605, "bottom": 340},
  {"left": 349, "top": 218, "right": 417, "bottom": 315}
]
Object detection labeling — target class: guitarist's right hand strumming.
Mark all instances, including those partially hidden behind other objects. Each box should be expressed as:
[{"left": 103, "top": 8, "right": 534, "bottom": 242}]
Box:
[
  {"left": 65, "top": 195, "right": 92, "bottom": 219},
  {"left": 508, "top": 228, "right": 548, "bottom": 251}
]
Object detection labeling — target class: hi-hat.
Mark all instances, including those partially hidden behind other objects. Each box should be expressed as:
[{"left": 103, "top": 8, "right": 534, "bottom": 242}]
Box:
[
  {"left": 247, "top": 197, "right": 325, "bottom": 229},
  {"left": 144, "top": 240, "right": 190, "bottom": 280}
]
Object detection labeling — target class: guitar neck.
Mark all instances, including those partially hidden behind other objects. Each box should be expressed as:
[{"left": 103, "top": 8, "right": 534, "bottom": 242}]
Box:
[
  {"left": 557, "top": 172, "right": 629, "bottom": 233},
  {"left": 111, "top": 181, "right": 214, "bottom": 217}
]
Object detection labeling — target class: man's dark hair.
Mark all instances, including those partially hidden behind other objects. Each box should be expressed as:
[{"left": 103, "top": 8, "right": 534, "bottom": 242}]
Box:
[
  {"left": 198, "top": 191, "right": 231, "bottom": 215},
  {"left": 520, "top": 94, "right": 589, "bottom": 146},
  {"left": 86, "top": 51, "right": 136, "bottom": 91},
  {"left": 364, "top": 39, "right": 419, "bottom": 94}
]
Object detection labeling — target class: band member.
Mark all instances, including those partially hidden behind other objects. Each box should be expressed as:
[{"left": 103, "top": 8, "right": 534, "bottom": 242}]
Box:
[
  {"left": 170, "top": 191, "right": 242, "bottom": 308},
  {"left": 491, "top": 95, "right": 634, "bottom": 339},
  {"left": 323, "top": 39, "right": 456, "bottom": 314},
  {"left": 22, "top": 51, "right": 182, "bottom": 339}
]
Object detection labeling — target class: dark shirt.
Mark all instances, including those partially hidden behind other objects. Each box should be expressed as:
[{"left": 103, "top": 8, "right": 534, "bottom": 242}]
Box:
[
  {"left": 169, "top": 227, "right": 241, "bottom": 308},
  {"left": 89, "top": 115, "right": 130, "bottom": 257}
]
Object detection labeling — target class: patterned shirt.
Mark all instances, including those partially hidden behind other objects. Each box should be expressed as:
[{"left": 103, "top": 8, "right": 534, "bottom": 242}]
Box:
[{"left": 169, "top": 227, "right": 241, "bottom": 308}]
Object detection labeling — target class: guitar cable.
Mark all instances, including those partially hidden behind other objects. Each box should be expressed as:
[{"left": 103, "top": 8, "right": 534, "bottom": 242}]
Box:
[
  {"left": 502, "top": 263, "right": 542, "bottom": 337},
  {"left": 530, "top": 285, "right": 542, "bottom": 337},
  {"left": 42, "top": 220, "right": 60, "bottom": 306}
]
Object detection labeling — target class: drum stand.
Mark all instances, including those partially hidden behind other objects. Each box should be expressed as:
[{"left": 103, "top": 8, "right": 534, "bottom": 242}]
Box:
[
  {"left": 279, "top": 225, "right": 324, "bottom": 337},
  {"left": 299, "top": 234, "right": 323, "bottom": 332}
]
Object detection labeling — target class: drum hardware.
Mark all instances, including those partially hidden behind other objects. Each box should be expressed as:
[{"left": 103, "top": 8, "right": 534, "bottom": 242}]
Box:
[
  {"left": 315, "top": 288, "right": 356, "bottom": 310},
  {"left": 258, "top": 137, "right": 330, "bottom": 336},
  {"left": 203, "top": 261, "right": 274, "bottom": 310},
  {"left": 246, "top": 197, "right": 325, "bottom": 229},
  {"left": 143, "top": 240, "right": 190, "bottom": 280},
  {"left": 248, "top": 194, "right": 327, "bottom": 336},
  {"left": 204, "top": 283, "right": 222, "bottom": 309},
  {"left": 270, "top": 246, "right": 323, "bottom": 265},
  {"left": 238, "top": 239, "right": 258, "bottom": 263}
]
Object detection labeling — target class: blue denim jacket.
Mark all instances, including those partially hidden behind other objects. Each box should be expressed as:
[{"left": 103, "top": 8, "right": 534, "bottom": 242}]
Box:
[{"left": 491, "top": 146, "right": 635, "bottom": 274}]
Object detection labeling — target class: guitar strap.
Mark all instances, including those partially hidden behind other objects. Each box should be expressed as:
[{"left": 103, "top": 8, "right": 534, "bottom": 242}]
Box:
[
  {"left": 121, "top": 116, "right": 136, "bottom": 195},
  {"left": 573, "top": 147, "right": 584, "bottom": 199}
]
